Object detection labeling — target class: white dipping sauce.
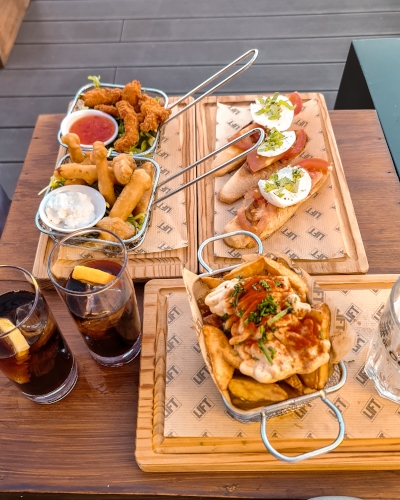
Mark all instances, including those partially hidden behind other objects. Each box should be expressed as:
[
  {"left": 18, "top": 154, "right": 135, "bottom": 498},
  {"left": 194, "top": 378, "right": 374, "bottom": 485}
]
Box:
[{"left": 45, "top": 191, "right": 96, "bottom": 229}]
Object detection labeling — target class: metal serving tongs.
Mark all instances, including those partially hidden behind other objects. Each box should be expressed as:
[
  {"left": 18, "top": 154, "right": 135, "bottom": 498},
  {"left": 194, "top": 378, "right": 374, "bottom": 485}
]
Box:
[
  {"left": 196, "top": 231, "right": 347, "bottom": 464},
  {"left": 163, "top": 49, "right": 258, "bottom": 124},
  {"left": 149, "top": 125, "right": 265, "bottom": 211}
]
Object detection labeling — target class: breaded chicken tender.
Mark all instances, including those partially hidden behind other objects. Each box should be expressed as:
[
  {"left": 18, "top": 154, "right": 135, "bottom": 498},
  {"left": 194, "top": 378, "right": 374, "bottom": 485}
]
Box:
[
  {"left": 94, "top": 104, "right": 120, "bottom": 118},
  {"left": 112, "top": 155, "right": 136, "bottom": 185},
  {"left": 82, "top": 87, "right": 122, "bottom": 108},
  {"left": 138, "top": 94, "right": 172, "bottom": 132},
  {"left": 121, "top": 80, "right": 142, "bottom": 108},
  {"left": 96, "top": 217, "right": 136, "bottom": 241},
  {"left": 114, "top": 101, "right": 140, "bottom": 153}
]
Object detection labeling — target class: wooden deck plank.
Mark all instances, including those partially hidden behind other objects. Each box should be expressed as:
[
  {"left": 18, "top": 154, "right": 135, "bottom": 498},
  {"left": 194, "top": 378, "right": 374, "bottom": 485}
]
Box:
[
  {"left": 0, "top": 128, "right": 33, "bottom": 162},
  {"left": 5, "top": 37, "right": 391, "bottom": 69},
  {"left": 24, "top": 0, "right": 400, "bottom": 21},
  {"left": 16, "top": 20, "right": 123, "bottom": 44},
  {"left": 121, "top": 13, "right": 400, "bottom": 41},
  {"left": 0, "top": 163, "right": 23, "bottom": 199},
  {"left": 0, "top": 68, "right": 116, "bottom": 96},
  {"left": 115, "top": 64, "right": 344, "bottom": 94}
]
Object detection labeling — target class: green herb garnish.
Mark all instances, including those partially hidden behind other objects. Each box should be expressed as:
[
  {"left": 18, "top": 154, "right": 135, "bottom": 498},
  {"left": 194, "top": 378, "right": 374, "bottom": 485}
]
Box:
[
  {"left": 258, "top": 128, "right": 285, "bottom": 153},
  {"left": 255, "top": 93, "right": 294, "bottom": 121},
  {"left": 259, "top": 280, "right": 271, "bottom": 291},
  {"left": 267, "top": 306, "right": 293, "bottom": 326},
  {"left": 222, "top": 313, "right": 229, "bottom": 321},
  {"left": 244, "top": 294, "right": 279, "bottom": 326},
  {"left": 229, "top": 281, "right": 247, "bottom": 308},
  {"left": 274, "top": 280, "right": 282, "bottom": 288},
  {"left": 258, "top": 339, "right": 273, "bottom": 365},
  {"left": 319, "top": 331, "right": 323, "bottom": 340}
]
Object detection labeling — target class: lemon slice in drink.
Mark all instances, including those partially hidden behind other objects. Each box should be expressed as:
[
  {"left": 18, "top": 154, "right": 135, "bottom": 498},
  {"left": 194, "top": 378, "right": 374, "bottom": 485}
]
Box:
[{"left": 0, "top": 318, "right": 30, "bottom": 360}]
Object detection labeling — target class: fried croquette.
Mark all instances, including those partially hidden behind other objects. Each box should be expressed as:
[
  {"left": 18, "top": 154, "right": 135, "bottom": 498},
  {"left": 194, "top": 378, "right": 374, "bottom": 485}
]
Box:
[
  {"left": 82, "top": 87, "right": 122, "bottom": 108},
  {"left": 96, "top": 217, "right": 136, "bottom": 240},
  {"left": 114, "top": 101, "right": 140, "bottom": 153},
  {"left": 112, "top": 155, "right": 136, "bottom": 185}
]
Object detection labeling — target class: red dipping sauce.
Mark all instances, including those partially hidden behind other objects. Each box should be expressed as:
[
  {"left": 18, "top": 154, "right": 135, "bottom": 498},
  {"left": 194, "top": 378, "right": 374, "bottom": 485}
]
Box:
[{"left": 69, "top": 115, "right": 115, "bottom": 145}]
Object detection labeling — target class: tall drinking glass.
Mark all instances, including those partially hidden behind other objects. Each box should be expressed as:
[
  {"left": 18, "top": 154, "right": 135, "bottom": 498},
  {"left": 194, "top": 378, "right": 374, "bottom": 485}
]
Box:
[
  {"left": 0, "top": 266, "right": 77, "bottom": 403},
  {"left": 47, "top": 229, "right": 141, "bottom": 367},
  {"left": 365, "top": 276, "right": 400, "bottom": 403}
]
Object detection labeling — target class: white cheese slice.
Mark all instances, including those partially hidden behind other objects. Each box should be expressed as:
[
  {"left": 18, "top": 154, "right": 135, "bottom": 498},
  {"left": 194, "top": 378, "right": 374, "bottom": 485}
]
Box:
[
  {"left": 257, "top": 130, "right": 296, "bottom": 158},
  {"left": 250, "top": 94, "right": 294, "bottom": 132},
  {"left": 258, "top": 166, "right": 311, "bottom": 208}
]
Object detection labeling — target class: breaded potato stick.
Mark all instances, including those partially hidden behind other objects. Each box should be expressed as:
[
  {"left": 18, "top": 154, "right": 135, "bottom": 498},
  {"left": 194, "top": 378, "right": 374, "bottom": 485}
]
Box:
[
  {"left": 112, "top": 155, "right": 136, "bottom": 185},
  {"left": 55, "top": 164, "right": 122, "bottom": 186},
  {"left": 82, "top": 152, "right": 93, "bottom": 165},
  {"left": 61, "top": 133, "right": 84, "bottom": 163},
  {"left": 133, "top": 162, "right": 153, "bottom": 215},
  {"left": 109, "top": 169, "right": 151, "bottom": 221},
  {"left": 92, "top": 141, "right": 116, "bottom": 207},
  {"left": 96, "top": 217, "right": 136, "bottom": 240}
]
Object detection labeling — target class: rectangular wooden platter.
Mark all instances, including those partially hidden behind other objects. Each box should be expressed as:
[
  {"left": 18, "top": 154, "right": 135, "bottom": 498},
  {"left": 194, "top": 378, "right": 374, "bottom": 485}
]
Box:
[
  {"left": 32, "top": 96, "right": 197, "bottom": 286},
  {"left": 195, "top": 94, "right": 368, "bottom": 275},
  {"left": 136, "top": 274, "right": 400, "bottom": 472}
]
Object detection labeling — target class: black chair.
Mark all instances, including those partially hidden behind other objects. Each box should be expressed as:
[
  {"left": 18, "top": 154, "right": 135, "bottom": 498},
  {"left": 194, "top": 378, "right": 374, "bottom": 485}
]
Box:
[{"left": 0, "top": 184, "right": 11, "bottom": 238}]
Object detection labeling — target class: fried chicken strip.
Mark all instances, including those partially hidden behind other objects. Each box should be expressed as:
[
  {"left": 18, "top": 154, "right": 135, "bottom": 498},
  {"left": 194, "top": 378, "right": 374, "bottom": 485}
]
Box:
[
  {"left": 121, "top": 80, "right": 142, "bottom": 108},
  {"left": 94, "top": 104, "right": 120, "bottom": 118},
  {"left": 114, "top": 101, "right": 140, "bottom": 153},
  {"left": 139, "top": 94, "right": 172, "bottom": 132},
  {"left": 82, "top": 87, "right": 122, "bottom": 108}
]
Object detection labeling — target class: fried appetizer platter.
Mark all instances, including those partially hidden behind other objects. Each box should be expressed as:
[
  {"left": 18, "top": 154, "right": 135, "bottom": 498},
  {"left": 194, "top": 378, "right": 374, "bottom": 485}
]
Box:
[
  {"left": 50, "top": 138, "right": 153, "bottom": 240},
  {"left": 80, "top": 76, "right": 172, "bottom": 153},
  {"left": 197, "top": 257, "right": 334, "bottom": 410}
]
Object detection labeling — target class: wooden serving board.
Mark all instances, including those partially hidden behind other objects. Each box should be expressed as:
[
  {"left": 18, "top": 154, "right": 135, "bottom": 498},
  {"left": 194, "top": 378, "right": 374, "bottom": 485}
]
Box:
[
  {"left": 195, "top": 94, "right": 368, "bottom": 275},
  {"left": 136, "top": 274, "right": 400, "bottom": 472},
  {"left": 32, "top": 96, "right": 197, "bottom": 285}
]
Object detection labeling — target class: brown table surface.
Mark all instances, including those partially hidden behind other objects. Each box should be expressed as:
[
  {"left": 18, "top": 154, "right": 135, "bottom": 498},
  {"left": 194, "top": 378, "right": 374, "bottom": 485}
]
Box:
[{"left": 0, "top": 111, "right": 400, "bottom": 500}]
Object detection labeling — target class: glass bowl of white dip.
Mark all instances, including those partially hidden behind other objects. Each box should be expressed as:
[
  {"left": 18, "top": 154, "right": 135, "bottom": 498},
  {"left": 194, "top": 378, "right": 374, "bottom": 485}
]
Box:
[{"left": 39, "top": 185, "right": 106, "bottom": 233}]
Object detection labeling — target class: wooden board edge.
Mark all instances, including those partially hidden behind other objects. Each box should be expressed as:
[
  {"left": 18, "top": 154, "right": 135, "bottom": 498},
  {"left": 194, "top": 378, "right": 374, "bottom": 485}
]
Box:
[
  {"left": 195, "top": 93, "right": 368, "bottom": 275},
  {"left": 135, "top": 276, "right": 400, "bottom": 472}
]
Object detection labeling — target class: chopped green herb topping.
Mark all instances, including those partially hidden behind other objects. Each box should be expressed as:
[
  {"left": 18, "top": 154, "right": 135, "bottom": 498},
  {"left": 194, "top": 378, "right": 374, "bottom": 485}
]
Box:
[
  {"left": 222, "top": 313, "right": 229, "bottom": 321},
  {"left": 259, "top": 280, "right": 271, "bottom": 291},
  {"left": 319, "top": 331, "right": 323, "bottom": 340},
  {"left": 264, "top": 166, "right": 304, "bottom": 197},
  {"left": 268, "top": 346, "right": 276, "bottom": 359},
  {"left": 255, "top": 93, "right": 294, "bottom": 121},
  {"left": 258, "top": 128, "right": 286, "bottom": 153},
  {"left": 244, "top": 294, "right": 279, "bottom": 326},
  {"left": 238, "top": 309, "right": 245, "bottom": 318},
  {"left": 274, "top": 280, "right": 283, "bottom": 288},
  {"left": 267, "top": 306, "right": 293, "bottom": 326},
  {"left": 258, "top": 339, "right": 273, "bottom": 365},
  {"left": 229, "top": 281, "right": 247, "bottom": 308}
]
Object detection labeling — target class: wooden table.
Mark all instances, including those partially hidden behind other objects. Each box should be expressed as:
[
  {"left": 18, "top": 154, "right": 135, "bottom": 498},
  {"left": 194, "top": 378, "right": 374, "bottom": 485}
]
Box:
[{"left": 0, "top": 111, "right": 400, "bottom": 500}]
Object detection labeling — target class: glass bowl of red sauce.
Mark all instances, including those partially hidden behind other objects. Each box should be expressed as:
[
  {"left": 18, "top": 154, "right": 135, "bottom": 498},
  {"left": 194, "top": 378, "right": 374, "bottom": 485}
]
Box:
[{"left": 61, "top": 110, "right": 118, "bottom": 149}]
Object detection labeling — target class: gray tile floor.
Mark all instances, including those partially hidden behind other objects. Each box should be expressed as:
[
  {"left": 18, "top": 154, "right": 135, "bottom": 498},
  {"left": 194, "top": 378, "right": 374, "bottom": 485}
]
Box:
[{"left": 1, "top": 0, "right": 400, "bottom": 199}]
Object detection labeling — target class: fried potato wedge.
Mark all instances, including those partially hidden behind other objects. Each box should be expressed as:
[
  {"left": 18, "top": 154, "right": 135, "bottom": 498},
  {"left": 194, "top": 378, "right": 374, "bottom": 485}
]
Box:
[
  {"left": 231, "top": 397, "right": 282, "bottom": 410},
  {"left": 201, "top": 277, "right": 224, "bottom": 289},
  {"left": 284, "top": 374, "right": 305, "bottom": 395},
  {"left": 203, "top": 325, "right": 234, "bottom": 391},
  {"left": 223, "top": 257, "right": 265, "bottom": 281},
  {"left": 263, "top": 257, "right": 308, "bottom": 302},
  {"left": 228, "top": 376, "right": 288, "bottom": 403},
  {"left": 299, "top": 303, "right": 331, "bottom": 390},
  {"left": 221, "top": 347, "right": 242, "bottom": 369}
]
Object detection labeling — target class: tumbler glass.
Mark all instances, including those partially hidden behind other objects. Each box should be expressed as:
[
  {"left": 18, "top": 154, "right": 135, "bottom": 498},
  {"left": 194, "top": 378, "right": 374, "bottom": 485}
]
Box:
[
  {"left": 47, "top": 229, "right": 141, "bottom": 367},
  {"left": 0, "top": 266, "right": 77, "bottom": 403},
  {"left": 365, "top": 276, "right": 400, "bottom": 403}
]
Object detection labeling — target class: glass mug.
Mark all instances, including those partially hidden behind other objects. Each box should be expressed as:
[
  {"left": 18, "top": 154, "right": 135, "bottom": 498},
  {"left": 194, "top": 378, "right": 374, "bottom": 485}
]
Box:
[
  {"left": 365, "top": 276, "right": 400, "bottom": 403},
  {"left": 47, "top": 229, "right": 141, "bottom": 367},
  {"left": 0, "top": 265, "right": 77, "bottom": 403}
]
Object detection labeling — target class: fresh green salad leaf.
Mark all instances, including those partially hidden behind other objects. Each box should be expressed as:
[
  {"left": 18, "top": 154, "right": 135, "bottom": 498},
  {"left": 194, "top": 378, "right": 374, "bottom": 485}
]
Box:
[{"left": 88, "top": 75, "right": 101, "bottom": 88}]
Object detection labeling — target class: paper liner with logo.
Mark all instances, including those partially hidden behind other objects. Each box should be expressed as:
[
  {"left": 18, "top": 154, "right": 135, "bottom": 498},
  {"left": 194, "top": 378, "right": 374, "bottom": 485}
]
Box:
[
  {"left": 213, "top": 100, "right": 346, "bottom": 260},
  {"left": 182, "top": 244, "right": 356, "bottom": 462}
]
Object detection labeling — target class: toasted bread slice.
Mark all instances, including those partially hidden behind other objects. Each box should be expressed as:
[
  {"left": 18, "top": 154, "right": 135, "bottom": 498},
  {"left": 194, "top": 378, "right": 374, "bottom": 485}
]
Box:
[{"left": 223, "top": 166, "right": 331, "bottom": 249}]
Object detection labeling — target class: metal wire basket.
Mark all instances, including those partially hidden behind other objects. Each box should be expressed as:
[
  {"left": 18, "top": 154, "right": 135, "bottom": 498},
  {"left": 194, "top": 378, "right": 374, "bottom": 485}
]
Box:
[
  {"left": 196, "top": 231, "right": 347, "bottom": 463},
  {"left": 58, "top": 49, "right": 259, "bottom": 158},
  {"left": 37, "top": 127, "right": 266, "bottom": 251}
]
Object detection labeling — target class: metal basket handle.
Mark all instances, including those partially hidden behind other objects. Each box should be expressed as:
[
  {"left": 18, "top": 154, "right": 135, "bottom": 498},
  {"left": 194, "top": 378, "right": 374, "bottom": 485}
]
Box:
[
  {"left": 151, "top": 126, "right": 265, "bottom": 207},
  {"left": 261, "top": 391, "right": 345, "bottom": 463},
  {"left": 164, "top": 49, "right": 258, "bottom": 124},
  {"left": 198, "top": 231, "right": 263, "bottom": 276}
]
